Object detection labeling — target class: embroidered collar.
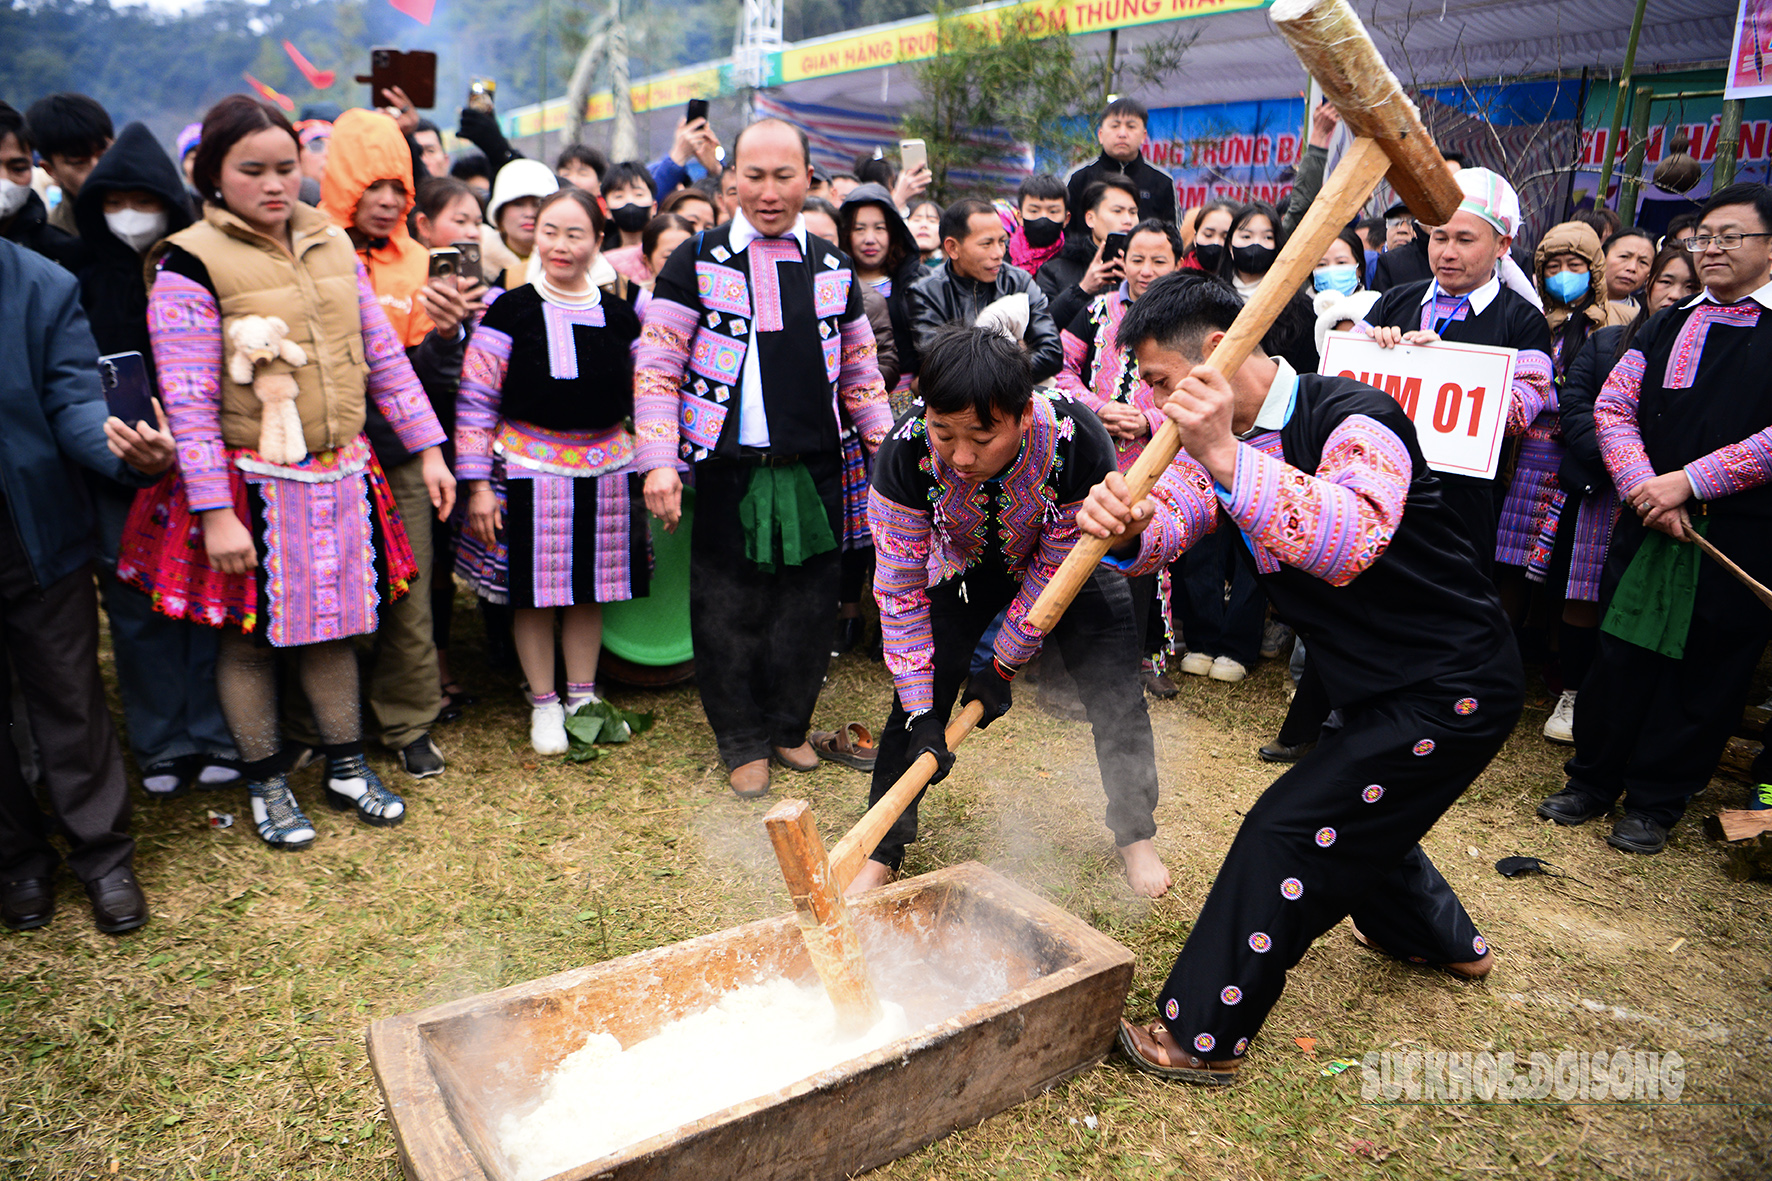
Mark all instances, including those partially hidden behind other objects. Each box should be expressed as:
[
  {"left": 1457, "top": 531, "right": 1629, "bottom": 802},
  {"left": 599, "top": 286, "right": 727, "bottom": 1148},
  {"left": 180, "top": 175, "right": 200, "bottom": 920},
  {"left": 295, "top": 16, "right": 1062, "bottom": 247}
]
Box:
[
  {"left": 1688, "top": 279, "right": 1772, "bottom": 309},
  {"left": 1418, "top": 273, "right": 1500, "bottom": 316},
  {"left": 1239, "top": 357, "right": 1298, "bottom": 439},
  {"left": 728, "top": 209, "right": 809, "bottom": 258}
]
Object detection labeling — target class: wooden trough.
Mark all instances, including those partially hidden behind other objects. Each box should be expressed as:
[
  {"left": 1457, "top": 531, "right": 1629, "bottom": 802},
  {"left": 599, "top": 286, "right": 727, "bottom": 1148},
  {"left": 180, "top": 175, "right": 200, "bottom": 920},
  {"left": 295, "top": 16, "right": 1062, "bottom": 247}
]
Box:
[{"left": 367, "top": 862, "right": 1134, "bottom": 1181}]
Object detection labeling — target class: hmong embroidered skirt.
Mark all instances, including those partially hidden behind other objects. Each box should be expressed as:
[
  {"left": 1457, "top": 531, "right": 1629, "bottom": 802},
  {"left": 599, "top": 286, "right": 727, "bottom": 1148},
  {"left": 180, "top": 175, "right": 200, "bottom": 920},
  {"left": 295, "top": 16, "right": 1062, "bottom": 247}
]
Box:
[
  {"left": 456, "top": 460, "right": 651, "bottom": 609},
  {"left": 116, "top": 438, "right": 416, "bottom": 647},
  {"left": 1495, "top": 434, "right": 1564, "bottom": 568},
  {"left": 1525, "top": 482, "right": 1622, "bottom": 603},
  {"left": 839, "top": 429, "right": 872, "bottom": 552}
]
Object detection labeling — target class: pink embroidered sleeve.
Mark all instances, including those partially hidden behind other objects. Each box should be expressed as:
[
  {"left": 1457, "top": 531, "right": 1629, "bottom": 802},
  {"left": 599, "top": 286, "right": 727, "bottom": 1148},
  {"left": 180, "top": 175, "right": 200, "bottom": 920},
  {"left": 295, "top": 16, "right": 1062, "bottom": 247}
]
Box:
[
  {"left": 357, "top": 268, "right": 445, "bottom": 453},
  {"left": 1217, "top": 414, "right": 1411, "bottom": 587},
  {"left": 1686, "top": 429, "right": 1772, "bottom": 500},
  {"left": 1505, "top": 347, "right": 1555, "bottom": 436},
  {"left": 1594, "top": 348, "right": 1654, "bottom": 493},
  {"left": 633, "top": 297, "right": 698, "bottom": 471},
  {"left": 147, "top": 270, "right": 233, "bottom": 513},
  {"left": 1108, "top": 455, "right": 1220, "bottom": 576},
  {"left": 1055, "top": 329, "right": 1098, "bottom": 406},
  {"left": 454, "top": 326, "right": 511, "bottom": 482},
  {"left": 868, "top": 486, "right": 937, "bottom": 713},
  {"left": 839, "top": 313, "right": 891, "bottom": 455}
]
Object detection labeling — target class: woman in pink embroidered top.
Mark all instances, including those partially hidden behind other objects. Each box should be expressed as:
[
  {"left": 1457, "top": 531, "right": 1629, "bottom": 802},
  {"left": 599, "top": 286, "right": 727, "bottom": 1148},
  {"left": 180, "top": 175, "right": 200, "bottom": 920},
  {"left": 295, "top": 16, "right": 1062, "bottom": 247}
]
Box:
[
  {"left": 117, "top": 95, "right": 454, "bottom": 850},
  {"left": 456, "top": 187, "right": 649, "bottom": 757}
]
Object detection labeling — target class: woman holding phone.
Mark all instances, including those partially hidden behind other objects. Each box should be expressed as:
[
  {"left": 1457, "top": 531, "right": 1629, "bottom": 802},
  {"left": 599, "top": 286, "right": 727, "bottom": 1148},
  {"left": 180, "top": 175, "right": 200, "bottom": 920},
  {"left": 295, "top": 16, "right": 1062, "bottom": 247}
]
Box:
[{"left": 118, "top": 94, "right": 453, "bottom": 850}]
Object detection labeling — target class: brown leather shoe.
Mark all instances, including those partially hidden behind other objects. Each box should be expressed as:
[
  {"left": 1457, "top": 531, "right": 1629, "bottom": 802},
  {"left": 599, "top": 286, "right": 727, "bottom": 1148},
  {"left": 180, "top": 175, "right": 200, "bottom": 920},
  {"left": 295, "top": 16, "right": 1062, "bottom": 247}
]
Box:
[
  {"left": 85, "top": 866, "right": 148, "bottom": 935},
  {"left": 729, "top": 759, "right": 771, "bottom": 800},
  {"left": 2, "top": 877, "right": 55, "bottom": 931},
  {"left": 772, "top": 742, "right": 819, "bottom": 773}
]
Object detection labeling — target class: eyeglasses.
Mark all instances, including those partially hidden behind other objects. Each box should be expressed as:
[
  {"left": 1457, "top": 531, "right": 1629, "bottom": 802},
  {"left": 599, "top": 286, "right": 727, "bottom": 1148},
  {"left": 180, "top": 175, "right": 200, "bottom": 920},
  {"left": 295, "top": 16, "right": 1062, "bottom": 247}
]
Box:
[{"left": 1685, "top": 232, "right": 1772, "bottom": 251}]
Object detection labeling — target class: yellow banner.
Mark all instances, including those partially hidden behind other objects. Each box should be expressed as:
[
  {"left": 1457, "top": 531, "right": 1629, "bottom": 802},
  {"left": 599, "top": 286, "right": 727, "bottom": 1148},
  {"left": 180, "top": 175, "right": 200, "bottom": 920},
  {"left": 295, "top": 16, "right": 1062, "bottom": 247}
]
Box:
[{"left": 781, "top": 0, "right": 1266, "bottom": 84}]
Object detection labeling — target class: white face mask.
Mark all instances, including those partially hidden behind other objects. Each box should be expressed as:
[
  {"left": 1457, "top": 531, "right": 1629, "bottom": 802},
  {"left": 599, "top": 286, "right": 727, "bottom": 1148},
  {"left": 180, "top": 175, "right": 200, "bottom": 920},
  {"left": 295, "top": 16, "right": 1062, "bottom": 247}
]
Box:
[
  {"left": 105, "top": 207, "right": 169, "bottom": 253},
  {"left": 0, "top": 178, "right": 28, "bottom": 219}
]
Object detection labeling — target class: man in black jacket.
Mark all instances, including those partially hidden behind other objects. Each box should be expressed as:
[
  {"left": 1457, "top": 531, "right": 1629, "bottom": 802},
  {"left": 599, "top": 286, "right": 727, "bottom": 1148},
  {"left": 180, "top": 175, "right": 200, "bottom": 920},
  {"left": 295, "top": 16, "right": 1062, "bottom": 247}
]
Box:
[
  {"left": 1066, "top": 97, "right": 1177, "bottom": 235},
  {"left": 1036, "top": 175, "right": 1141, "bottom": 333},
  {"left": 907, "top": 198, "right": 1063, "bottom": 381},
  {"left": 0, "top": 102, "right": 82, "bottom": 269}
]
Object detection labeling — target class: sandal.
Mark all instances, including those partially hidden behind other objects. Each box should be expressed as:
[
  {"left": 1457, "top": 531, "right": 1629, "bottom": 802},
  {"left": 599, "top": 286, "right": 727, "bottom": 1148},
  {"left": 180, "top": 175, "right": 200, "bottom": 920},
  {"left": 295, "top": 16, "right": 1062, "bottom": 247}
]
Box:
[
  {"left": 249, "top": 774, "right": 316, "bottom": 850},
  {"left": 1350, "top": 924, "right": 1492, "bottom": 980},
  {"left": 1116, "top": 1019, "right": 1240, "bottom": 1086},
  {"left": 809, "top": 722, "right": 877, "bottom": 771},
  {"left": 324, "top": 754, "right": 407, "bottom": 827}
]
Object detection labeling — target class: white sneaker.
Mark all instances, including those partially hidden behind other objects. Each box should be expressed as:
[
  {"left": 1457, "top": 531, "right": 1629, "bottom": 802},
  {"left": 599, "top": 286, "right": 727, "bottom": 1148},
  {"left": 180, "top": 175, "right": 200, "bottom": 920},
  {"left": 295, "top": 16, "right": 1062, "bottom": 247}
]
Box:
[
  {"left": 1209, "top": 656, "right": 1248, "bottom": 683},
  {"left": 1178, "top": 651, "right": 1215, "bottom": 676},
  {"left": 530, "top": 700, "right": 569, "bottom": 755},
  {"left": 1543, "top": 689, "right": 1576, "bottom": 745}
]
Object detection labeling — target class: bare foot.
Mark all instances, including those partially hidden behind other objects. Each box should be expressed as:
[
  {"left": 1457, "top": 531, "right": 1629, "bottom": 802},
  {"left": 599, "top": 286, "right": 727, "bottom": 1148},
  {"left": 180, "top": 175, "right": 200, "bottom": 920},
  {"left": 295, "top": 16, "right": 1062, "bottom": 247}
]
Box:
[
  {"left": 1117, "top": 839, "right": 1172, "bottom": 898},
  {"left": 844, "top": 859, "right": 895, "bottom": 898}
]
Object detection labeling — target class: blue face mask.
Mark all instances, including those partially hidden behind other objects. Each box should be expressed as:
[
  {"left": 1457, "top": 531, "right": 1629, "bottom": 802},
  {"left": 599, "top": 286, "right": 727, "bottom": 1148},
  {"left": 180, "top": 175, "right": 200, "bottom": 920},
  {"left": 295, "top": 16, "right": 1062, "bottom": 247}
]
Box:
[
  {"left": 1545, "top": 269, "right": 1590, "bottom": 304},
  {"left": 1312, "top": 264, "right": 1360, "bottom": 296}
]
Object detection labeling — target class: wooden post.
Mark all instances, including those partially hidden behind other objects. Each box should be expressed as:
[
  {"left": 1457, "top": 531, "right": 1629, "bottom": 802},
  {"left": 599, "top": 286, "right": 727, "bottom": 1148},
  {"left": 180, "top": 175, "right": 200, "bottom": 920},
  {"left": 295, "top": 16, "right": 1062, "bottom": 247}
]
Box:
[
  {"left": 764, "top": 799, "right": 884, "bottom": 1034},
  {"left": 827, "top": 701, "right": 985, "bottom": 892}
]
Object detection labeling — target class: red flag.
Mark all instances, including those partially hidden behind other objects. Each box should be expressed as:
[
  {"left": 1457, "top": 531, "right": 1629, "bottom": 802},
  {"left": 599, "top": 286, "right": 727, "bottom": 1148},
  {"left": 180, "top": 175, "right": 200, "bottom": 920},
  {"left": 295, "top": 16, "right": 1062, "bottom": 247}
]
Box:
[
  {"left": 387, "top": 0, "right": 436, "bottom": 26},
  {"left": 243, "top": 73, "right": 296, "bottom": 114},
  {"left": 282, "top": 40, "right": 336, "bottom": 89}
]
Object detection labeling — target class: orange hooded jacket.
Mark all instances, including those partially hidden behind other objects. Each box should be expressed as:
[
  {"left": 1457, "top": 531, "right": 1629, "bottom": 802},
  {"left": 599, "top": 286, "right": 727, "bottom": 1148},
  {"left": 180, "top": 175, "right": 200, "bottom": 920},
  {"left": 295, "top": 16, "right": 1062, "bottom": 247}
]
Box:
[{"left": 319, "top": 108, "right": 434, "bottom": 347}]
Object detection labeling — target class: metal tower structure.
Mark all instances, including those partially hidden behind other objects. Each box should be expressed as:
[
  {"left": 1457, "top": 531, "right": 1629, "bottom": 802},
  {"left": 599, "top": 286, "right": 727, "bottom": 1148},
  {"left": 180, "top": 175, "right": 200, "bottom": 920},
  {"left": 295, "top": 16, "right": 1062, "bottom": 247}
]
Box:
[{"left": 732, "top": 0, "right": 783, "bottom": 90}]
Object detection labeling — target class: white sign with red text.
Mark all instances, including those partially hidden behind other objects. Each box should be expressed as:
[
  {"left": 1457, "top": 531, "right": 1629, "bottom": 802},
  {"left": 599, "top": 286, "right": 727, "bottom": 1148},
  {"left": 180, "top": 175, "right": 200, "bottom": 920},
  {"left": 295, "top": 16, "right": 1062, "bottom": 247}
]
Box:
[{"left": 1318, "top": 331, "right": 1517, "bottom": 481}]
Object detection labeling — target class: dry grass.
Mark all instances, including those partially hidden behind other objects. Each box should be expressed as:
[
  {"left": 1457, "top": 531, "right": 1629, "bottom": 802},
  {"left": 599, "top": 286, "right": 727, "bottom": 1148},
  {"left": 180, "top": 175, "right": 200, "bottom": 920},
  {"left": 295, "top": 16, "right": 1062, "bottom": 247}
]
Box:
[{"left": 3, "top": 602, "right": 1769, "bottom": 1181}]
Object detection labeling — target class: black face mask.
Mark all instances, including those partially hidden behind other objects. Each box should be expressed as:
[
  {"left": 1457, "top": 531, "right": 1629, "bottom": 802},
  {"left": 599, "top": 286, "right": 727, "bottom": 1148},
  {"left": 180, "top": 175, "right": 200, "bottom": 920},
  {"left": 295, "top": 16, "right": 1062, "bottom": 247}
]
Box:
[
  {"left": 1022, "top": 217, "right": 1063, "bottom": 248},
  {"left": 1191, "top": 241, "right": 1224, "bottom": 271},
  {"left": 1232, "top": 242, "right": 1278, "bottom": 274},
  {"left": 609, "top": 203, "right": 651, "bottom": 233}
]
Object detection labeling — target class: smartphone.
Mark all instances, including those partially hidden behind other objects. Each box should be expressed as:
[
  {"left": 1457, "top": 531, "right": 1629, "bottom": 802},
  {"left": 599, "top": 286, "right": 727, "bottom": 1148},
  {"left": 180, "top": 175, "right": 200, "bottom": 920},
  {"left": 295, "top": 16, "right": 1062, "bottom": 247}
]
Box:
[
  {"left": 454, "top": 240, "right": 483, "bottom": 285},
  {"left": 1102, "top": 231, "right": 1130, "bottom": 265},
  {"left": 899, "top": 138, "right": 927, "bottom": 175},
  {"left": 99, "top": 351, "right": 155, "bottom": 427},
  {"left": 468, "top": 77, "right": 496, "bottom": 113},
  {"left": 356, "top": 48, "right": 438, "bottom": 110},
  {"left": 685, "top": 98, "right": 709, "bottom": 125},
  {"left": 428, "top": 247, "right": 461, "bottom": 280}
]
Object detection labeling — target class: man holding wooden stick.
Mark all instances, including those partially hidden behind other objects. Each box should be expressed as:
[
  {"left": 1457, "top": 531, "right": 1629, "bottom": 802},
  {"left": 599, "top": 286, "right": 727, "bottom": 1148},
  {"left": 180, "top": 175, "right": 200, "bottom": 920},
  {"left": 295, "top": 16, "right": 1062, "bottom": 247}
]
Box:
[
  {"left": 848, "top": 325, "right": 1176, "bottom": 898},
  {"left": 1538, "top": 182, "right": 1772, "bottom": 853},
  {"left": 1077, "top": 273, "right": 1522, "bottom": 1083}
]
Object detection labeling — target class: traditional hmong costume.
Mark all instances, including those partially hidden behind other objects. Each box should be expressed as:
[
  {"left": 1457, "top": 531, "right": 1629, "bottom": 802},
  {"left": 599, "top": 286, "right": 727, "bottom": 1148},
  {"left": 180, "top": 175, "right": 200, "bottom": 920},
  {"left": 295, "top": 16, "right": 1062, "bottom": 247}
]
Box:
[
  {"left": 1119, "top": 371, "right": 1522, "bottom": 1060},
  {"left": 454, "top": 279, "right": 649, "bottom": 609},
  {"left": 865, "top": 392, "right": 1166, "bottom": 870},
  {"left": 1560, "top": 286, "right": 1772, "bottom": 831},
  {"left": 1362, "top": 275, "right": 1554, "bottom": 569},
  {"left": 118, "top": 228, "right": 442, "bottom": 648},
  {"left": 634, "top": 213, "right": 891, "bottom": 769},
  {"left": 1056, "top": 287, "right": 1180, "bottom": 663}
]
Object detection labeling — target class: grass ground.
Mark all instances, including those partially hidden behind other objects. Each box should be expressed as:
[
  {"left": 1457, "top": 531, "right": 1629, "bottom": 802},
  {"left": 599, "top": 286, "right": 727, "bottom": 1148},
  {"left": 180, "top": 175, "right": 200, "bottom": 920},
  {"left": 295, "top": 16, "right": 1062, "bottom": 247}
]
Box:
[{"left": 2, "top": 601, "right": 1768, "bottom": 1180}]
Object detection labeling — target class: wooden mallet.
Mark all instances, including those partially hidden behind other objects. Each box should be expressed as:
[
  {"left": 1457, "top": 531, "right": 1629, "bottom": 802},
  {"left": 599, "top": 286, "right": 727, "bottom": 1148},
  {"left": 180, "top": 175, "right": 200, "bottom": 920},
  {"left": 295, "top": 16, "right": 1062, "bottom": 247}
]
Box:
[{"left": 769, "top": 0, "right": 1462, "bottom": 1032}]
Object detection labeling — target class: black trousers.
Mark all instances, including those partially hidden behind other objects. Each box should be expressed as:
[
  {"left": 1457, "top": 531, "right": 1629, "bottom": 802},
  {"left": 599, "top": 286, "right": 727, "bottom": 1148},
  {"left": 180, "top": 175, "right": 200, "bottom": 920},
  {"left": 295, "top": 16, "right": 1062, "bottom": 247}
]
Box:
[
  {"left": 0, "top": 506, "right": 134, "bottom": 884},
  {"left": 1154, "top": 647, "right": 1521, "bottom": 1060},
  {"left": 866, "top": 566, "right": 1159, "bottom": 870},
  {"left": 689, "top": 456, "right": 844, "bottom": 770},
  {"left": 1173, "top": 525, "right": 1265, "bottom": 666},
  {"left": 1277, "top": 655, "right": 1333, "bottom": 746},
  {"left": 1564, "top": 607, "right": 1772, "bottom": 828}
]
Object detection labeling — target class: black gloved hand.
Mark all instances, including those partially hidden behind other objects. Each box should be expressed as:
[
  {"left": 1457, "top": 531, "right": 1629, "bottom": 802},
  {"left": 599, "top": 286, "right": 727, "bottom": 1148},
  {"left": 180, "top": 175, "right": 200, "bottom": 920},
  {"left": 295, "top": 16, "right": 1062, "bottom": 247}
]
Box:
[
  {"left": 961, "top": 657, "right": 1016, "bottom": 729},
  {"left": 906, "top": 711, "right": 955, "bottom": 785}
]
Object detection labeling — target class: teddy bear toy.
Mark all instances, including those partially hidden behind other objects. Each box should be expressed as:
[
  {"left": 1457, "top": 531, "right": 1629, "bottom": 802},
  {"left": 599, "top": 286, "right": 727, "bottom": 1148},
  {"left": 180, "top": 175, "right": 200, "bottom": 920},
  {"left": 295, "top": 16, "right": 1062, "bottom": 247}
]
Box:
[{"left": 226, "top": 315, "right": 309, "bottom": 465}]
